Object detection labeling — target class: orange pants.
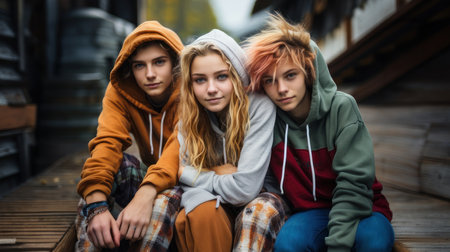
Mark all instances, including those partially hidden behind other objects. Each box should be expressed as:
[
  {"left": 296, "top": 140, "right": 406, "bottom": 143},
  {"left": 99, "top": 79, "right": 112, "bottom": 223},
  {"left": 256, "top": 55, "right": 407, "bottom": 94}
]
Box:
[{"left": 175, "top": 200, "right": 233, "bottom": 252}]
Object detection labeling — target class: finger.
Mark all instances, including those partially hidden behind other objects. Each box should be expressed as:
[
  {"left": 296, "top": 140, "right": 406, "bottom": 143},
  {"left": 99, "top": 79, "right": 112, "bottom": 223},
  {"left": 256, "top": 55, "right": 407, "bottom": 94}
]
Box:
[
  {"left": 102, "top": 226, "right": 115, "bottom": 249},
  {"left": 118, "top": 214, "right": 129, "bottom": 239},
  {"left": 116, "top": 211, "right": 123, "bottom": 229},
  {"left": 87, "top": 228, "right": 100, "bottom": 248},
  {"left": 94, "top": 227, "right": 106, "bottom": 248},
  {"left": 125, "top": 223, "right": 136, "bottom": 240},
  {"left": 132, "top": 224, "right": 143, "bottom": 242},
  {"left": 139, "top": 223, "right": 148, "bottom": 240},
  {"left": 110, "top": 219, "right": 121, "bottom": 247}
]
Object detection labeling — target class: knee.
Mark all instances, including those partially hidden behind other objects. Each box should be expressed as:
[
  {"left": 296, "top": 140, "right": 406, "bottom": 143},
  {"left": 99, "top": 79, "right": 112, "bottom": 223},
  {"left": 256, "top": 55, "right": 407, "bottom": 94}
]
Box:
[
  {"left": 274, "top": 232, "right": 309, "bottom": 252},
  {"left": 155, "top": 187, "right": 182, "bottom": 211},
  {"left": 355, "top": 213, "right": 394, "bottom": 252},
  {"left": 242, "top": 192, "right": 286, "bottom": 221}
]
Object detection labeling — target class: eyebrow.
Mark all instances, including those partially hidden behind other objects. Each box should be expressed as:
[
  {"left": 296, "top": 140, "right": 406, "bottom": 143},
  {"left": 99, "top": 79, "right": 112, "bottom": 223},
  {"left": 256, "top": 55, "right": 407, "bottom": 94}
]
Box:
[
  {"left": 191, "top": 69, "right": 228, "bottom": 76},
  {"left": 131, "top": 55, "right": 169, "bottom": 64}
]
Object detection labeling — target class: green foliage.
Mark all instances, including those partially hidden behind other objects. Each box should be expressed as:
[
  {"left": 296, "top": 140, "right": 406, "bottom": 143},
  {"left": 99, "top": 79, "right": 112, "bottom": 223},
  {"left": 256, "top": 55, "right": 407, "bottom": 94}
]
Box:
[{"left": 146, "top": 0, "right": 218, "bottom": 43}]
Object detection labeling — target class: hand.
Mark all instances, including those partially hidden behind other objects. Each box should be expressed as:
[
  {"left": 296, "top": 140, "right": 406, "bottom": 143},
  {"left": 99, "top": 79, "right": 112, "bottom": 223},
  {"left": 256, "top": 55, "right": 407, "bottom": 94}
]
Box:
[
  {"left": 85, "top": 191, "right": 120, "bottom": 248},
  {"left": 116, "top": 185, "right": 157, "bottom": 242},
  {"left": 212, "top": 164, "right": 237, "bottom": 175},
  {"left": 87, "top": 210, "right": 120, "bottom": 249}
]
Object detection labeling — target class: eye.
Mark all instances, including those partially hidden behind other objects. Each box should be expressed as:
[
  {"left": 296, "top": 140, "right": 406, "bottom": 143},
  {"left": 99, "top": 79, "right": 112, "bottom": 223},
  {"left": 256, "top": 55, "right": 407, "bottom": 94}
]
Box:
[
  {"left": 154, "top": 59, "right": 166, "bottom": 66},
  {"left": 217, "top": 74, "right": 228, "bottom": 81},
  {"left": 262, "top": 78, "right": 273, "bottom": 86},
  {"left": 193, "top": 77, "right": 206, "bottom": 84},
  {"left": 286, "top": 72, "right": 297, "bottom": 80},
  {"left": 132, "top": 63, "right": 145, "bottom": 70}
]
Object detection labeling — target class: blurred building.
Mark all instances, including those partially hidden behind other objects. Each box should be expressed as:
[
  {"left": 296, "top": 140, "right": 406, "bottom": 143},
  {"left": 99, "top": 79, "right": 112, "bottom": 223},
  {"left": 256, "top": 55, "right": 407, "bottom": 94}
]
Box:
[{"left": 0, "top": 0, "right": 140, "bottom": 195}]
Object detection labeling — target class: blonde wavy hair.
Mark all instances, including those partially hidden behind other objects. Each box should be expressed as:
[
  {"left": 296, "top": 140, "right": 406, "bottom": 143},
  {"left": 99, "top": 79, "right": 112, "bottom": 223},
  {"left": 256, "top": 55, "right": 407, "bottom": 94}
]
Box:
[
  {"left": 244, "top": 13, "right": 316, "bottom": 92},
  {"left": 179, "top": 43, "right": 249, "bottom": 171}
]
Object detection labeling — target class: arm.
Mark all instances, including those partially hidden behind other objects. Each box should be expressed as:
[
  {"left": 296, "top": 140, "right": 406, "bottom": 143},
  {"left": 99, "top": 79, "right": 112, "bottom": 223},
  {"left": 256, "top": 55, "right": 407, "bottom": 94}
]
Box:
[
  {"left": 325, "top": 96, "right": 375, "bottom": 251},
  {"left": 77, "top": 86, "right": 131, "bottom": 249},
  {"left": 117, "top": 125, "right": 181, "bottom": 243},
  {"left": 77, "top": 86, "right": 133, "bottom": 199},
  {"left": 179, "top": 95, "right": 276, "bottom": 205}
]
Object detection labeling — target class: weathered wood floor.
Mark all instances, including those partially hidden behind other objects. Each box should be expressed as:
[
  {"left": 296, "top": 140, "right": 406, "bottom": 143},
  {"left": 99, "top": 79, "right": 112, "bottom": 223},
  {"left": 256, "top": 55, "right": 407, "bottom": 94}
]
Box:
[
  {"left": 0, "top": 151, "right": 85, "bottom": 251},
  {"left": 0, "top": 151, "right": 449, "bottom": 251}
]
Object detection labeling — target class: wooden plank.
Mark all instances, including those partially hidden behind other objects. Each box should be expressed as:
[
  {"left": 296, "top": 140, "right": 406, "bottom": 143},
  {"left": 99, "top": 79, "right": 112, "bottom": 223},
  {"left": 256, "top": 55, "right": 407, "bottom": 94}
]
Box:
[
  {"left": 422, "top": 123, "right": 450, "bottom": 162},
  {"left": 0, "top": 105, "right": 37, "bottom": 131},
  {"left": 420, "top": 160, "right": 450, "bottom": 199},
  {"left": 53, "top": 225, "right": 76, "bottom": 252},
  {"left": 383, "top": 186, "right": 450, "bottom": 251},
  {"left": 360, "top": 106, "right": 450, "bottom": 126}
]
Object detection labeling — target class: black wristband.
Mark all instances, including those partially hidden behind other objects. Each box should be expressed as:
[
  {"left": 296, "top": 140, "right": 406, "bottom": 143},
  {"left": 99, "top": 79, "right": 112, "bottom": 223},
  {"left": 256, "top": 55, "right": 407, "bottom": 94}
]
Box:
[{"left": 82, "top": 200, "right": 108, "bottom": 217}]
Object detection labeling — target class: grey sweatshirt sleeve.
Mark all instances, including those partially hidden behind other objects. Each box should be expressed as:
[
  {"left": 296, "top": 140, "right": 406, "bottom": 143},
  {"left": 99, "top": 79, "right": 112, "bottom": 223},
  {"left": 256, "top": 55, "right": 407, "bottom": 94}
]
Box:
[{"left": 179, "top": 94, "right": 276, "bottom": 206}]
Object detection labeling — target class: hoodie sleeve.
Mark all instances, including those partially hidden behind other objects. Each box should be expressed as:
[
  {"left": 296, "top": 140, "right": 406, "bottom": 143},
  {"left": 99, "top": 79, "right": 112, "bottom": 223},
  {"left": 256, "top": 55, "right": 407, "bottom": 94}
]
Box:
[
  {"left": 140, "top": 129, "right": 180, "bottom": 192},
  {"left": 325, "top": 94, "right": 375, "bottom": 252},
  {"left": 77, "top": 85, "right": 133, "bottom": 199},
  {"left": 179, "top": 94, "right": 276, "bottom": 206}
]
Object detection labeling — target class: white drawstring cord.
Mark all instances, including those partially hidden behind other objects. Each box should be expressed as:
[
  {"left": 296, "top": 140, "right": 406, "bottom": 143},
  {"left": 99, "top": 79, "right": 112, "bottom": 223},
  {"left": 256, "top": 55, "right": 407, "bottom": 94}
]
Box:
[
  {"left": 148, "top": 114, "right": 154, "bottom": 155},
  {"left": 158, "top": 111, "right": 166, "bottom": 158},
  {"left": 222, "top": 136, "right": 227, "bottom": 164},
  {"left": 280, "top": 123, "right": 289, "bottom": 194},
  {"left": 306, "top": 124, "right": 317, "bottom": 201},
  {"left": 215, "top": 195, "right": 221, "bottom": 208}
]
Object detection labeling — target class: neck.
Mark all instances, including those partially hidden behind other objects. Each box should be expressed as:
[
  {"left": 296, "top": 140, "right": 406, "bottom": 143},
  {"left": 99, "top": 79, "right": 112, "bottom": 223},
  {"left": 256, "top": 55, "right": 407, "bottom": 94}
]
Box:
[
  {"left": 289, "top": 91, "right": 311, "bottom": 124},
  {"left": 149, "top": 84, "right": 172, "bottom": 109},
  {"left": 216, "top": 109, "right": 228, "bottom": 131}
]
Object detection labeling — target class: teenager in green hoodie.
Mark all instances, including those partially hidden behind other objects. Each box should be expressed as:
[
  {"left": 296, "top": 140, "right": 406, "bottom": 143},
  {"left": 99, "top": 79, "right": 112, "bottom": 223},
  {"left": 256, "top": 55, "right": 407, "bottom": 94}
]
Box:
[{"left": 245, "top": 14, "right": 395, "bottom": 252}]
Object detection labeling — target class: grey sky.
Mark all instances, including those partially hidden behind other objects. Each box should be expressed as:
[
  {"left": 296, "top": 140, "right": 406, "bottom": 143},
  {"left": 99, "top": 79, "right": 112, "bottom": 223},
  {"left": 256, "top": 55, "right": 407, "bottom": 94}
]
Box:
[{"left": 209, "top": 0, "right": 256, "bottom": 35}]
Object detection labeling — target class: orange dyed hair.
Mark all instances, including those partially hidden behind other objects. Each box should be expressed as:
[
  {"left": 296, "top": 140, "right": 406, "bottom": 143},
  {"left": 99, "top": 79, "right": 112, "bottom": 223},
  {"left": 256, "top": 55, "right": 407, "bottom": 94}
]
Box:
[{"left": 244, "top": 13, "right": 316, "bottom": 92}]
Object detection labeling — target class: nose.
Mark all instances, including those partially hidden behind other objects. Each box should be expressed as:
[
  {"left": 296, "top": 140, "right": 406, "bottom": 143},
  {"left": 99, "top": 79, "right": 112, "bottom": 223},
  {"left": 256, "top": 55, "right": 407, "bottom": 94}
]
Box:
[
  {"left": 207, "top": 79, "right": 218, "bottom": 94},
  {"left": 277, "top": 79, "right": 288, "bottom": 95},
  {"left": 146, "top": 65, "right": 156, "bottom": 79}
]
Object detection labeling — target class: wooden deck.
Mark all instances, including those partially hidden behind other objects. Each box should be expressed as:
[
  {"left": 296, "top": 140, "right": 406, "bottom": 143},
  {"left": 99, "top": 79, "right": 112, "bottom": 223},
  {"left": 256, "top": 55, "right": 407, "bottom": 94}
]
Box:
[
  {"left": 0, "top": 151, "right": 449, "bottom": 251},
  {"left": 0, "top": 151, "right": 85, "bottom": 251}
]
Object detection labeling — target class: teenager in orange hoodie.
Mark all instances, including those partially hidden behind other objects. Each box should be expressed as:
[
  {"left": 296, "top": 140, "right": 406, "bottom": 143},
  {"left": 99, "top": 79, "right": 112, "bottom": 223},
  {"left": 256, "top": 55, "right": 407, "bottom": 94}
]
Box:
[{"left": 75, "top": 21, "right": 183, "bottom": 251}]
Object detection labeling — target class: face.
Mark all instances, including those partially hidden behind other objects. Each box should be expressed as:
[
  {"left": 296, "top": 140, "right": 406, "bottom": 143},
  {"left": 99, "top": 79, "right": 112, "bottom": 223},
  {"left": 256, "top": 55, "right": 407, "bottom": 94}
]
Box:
[
  {"left": 191, "top": 53, "right": 234, "bottom": 117},
  {"left": 131, "top": 44, "right": 173, "bottom": 105},
  {"left": 262, "top": 57, "right": 311, "bottom": 122}
]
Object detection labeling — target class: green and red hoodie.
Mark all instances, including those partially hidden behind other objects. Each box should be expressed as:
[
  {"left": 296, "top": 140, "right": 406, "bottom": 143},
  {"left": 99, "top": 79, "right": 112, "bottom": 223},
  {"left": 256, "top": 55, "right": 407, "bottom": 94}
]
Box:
[{"left": 268, "top": 41, "right": 392, "bottom": 251}]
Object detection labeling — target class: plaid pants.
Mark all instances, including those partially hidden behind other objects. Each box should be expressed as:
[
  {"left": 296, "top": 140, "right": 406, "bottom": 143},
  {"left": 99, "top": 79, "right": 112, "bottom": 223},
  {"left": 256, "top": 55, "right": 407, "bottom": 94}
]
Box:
[
  {"left": 233, "top": 192, "right": 288, "bottom": 252},
  {"left": 75, "top": 153, "right": 182, "bottom": 252}
]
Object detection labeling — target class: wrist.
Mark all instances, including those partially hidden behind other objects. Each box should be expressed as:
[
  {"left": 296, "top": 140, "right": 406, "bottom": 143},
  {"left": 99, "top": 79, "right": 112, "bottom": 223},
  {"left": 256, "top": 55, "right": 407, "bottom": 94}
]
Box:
[
  {"left": 82, "top": 200, "right": 108, "bottom": 217},
  {"left": 138, "top": 184, "right": 157, "bottom": 199},
  {"left": 85, "top": 191, "right": 107, "bottom": 204}
]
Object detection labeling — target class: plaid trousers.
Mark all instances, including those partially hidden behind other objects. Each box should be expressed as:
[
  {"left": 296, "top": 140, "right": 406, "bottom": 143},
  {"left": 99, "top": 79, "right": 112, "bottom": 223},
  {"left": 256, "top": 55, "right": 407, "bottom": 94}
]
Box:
[
  {"left": 75, "top": 153, "right": 182, "bottom": 252},
  {"left": 233, "top": 192, "right": 288, "bottom": 252}
]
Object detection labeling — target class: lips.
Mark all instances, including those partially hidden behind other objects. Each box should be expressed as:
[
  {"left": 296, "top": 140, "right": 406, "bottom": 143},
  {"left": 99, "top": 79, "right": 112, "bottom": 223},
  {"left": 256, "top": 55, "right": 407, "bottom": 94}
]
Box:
[
  {"left": 206, "top": 97, "right": 223, "bottom": 104},
  {"left": 144, "top": 82, "right": 161, "bottom": 88},
  {"left": 278, "top": 96, "right": 294, "bottom": 104}
]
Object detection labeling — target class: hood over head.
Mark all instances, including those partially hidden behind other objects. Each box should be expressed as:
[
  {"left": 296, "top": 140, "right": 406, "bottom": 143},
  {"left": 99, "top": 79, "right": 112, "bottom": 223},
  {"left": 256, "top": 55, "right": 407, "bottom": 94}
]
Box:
[
  {"left": 278, "top": 40, "right": 337, "bottom": 127},
  {"left": 110, "top": 21, "right": 184, "bottom": 112},
  {"left": 191, "top": 29, "right": 249, "bottom": 87}
]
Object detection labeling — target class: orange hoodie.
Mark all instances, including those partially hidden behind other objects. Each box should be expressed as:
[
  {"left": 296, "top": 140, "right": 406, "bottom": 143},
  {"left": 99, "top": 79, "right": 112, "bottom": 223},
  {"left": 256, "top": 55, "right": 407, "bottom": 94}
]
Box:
[{"left": 77, "top": 21, "right": 184, "bottom": 199}]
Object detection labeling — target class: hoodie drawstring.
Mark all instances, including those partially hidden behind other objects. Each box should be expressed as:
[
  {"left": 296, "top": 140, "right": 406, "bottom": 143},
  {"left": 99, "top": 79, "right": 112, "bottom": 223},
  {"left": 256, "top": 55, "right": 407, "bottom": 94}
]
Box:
[
  {"left": 280, "top": 123, "right": 289, "bottom": 194},
  {"left": 215, "top": 195, "right": 221, "bottom": 208},
  {"left": 222, "top": 136, "right": 227, "bottom": 164},
  {"left": 306, "top": 124, "right": 317, "bottom": 201},
  {"left": 149, "top": 111, "right": 166, "bottom": 159},
  {"left": 280, "top": 123, "right": 317, "bottom": 201},
  {"left": 159, "top": 111, "right": 166, "bottom": 158},
  {"left": 149, "top": 114, "right": 154, "bottom": 155}
]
